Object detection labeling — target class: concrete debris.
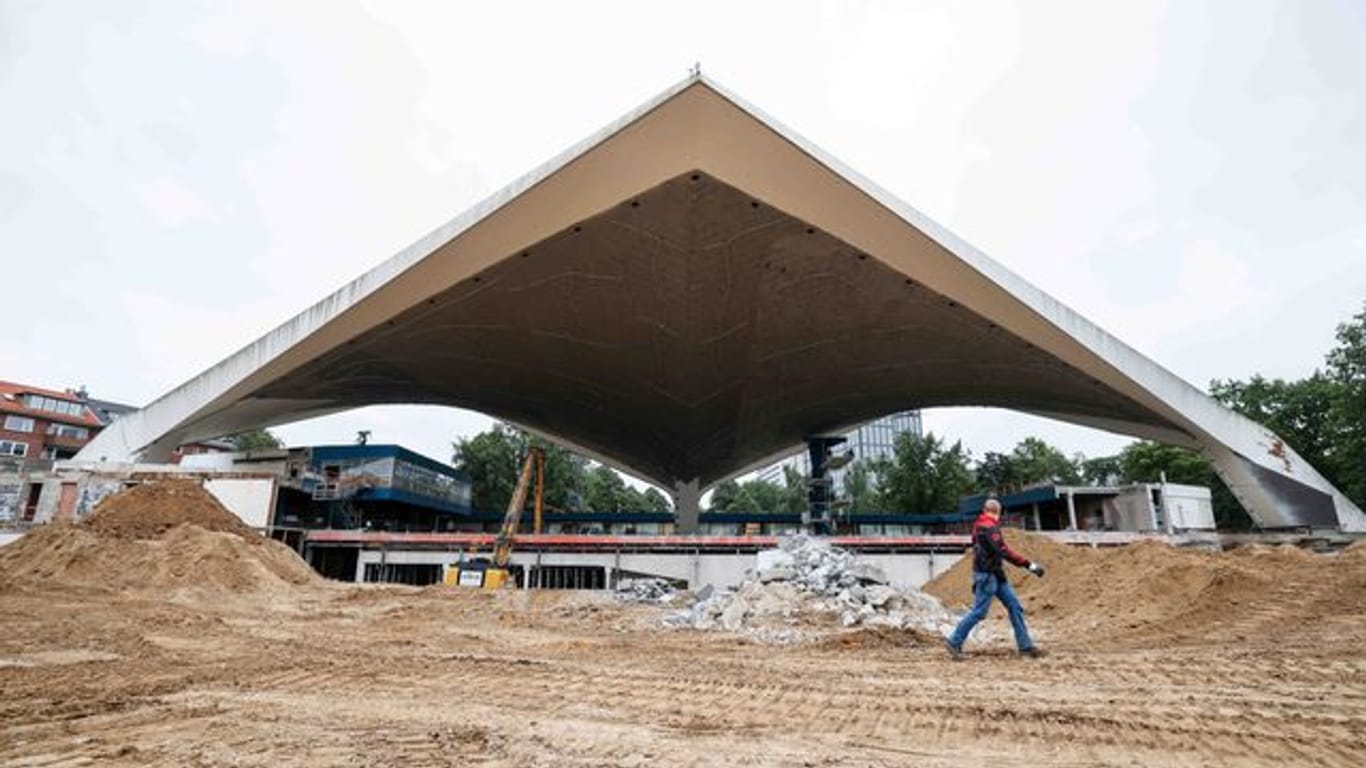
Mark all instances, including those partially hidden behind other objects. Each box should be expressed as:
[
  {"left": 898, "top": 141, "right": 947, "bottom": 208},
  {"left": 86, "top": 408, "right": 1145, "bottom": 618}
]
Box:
[
  {"left": 614, "top": 577, "right": 680, "bottom": 604},
  {"left": 666, "top": 535, "right": 958, "bottom": 643}
]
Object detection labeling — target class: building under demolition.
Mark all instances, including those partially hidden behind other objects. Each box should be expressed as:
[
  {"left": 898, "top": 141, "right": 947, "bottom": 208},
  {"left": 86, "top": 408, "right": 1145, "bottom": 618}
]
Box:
[{"left": 71, "top": 75, "right": 1362, "bottom": 534}]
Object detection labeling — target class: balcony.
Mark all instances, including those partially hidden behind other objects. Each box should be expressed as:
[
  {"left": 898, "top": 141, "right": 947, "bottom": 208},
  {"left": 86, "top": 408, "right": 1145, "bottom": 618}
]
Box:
[{"left": 42, "top": 432, "right": 90, "bottom": 451}]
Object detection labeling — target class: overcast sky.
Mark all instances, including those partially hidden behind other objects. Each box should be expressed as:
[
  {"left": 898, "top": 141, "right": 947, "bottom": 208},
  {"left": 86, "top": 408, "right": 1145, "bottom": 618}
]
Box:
[{"left": 3, "top": 1, "right": 1363, "bottom": 482}]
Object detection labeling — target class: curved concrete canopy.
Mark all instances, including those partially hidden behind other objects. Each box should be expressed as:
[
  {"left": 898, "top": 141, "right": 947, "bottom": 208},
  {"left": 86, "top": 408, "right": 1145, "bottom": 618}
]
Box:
[{"left": 79, "top": 75, "right": 1364, "bottom": 532}]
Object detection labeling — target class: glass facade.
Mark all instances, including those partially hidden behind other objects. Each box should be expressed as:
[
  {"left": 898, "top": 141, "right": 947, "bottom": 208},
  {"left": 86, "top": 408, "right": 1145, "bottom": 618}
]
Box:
[
  {"left": 756, "top": 410, "right": 923, "bottom": 489},
  {"left": 392, "top": 456, "right": 471, "bottom": 510},
  {"left": 308, "top": 446, "right": 471, "bottom": 513}
]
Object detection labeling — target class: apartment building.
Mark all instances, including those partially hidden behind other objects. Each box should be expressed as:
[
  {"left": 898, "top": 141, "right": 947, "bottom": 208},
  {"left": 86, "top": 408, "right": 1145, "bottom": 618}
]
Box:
[{"left": 0, "top": 381, "right": 104, "bottom": 461}]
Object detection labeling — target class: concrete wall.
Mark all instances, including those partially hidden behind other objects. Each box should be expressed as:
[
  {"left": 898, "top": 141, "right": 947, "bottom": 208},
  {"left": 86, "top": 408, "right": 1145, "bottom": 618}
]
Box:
[
  {"left": 203, "top": 478, "right": 276, "bottom": 528},
  {"left": 0, "top": 478, "right": 20, "bottom": 523},
  {"left": 352, "top": 547, "right": 964, "bottom": 591},
  {"left": 30, "top": 465, "right": 277, "bottom": 528}
]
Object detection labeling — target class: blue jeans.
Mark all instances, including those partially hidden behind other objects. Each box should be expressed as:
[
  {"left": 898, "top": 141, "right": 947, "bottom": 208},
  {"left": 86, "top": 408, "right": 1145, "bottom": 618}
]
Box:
[{"left": 947, "top": 571, "right": 1034, "bottom": 651}]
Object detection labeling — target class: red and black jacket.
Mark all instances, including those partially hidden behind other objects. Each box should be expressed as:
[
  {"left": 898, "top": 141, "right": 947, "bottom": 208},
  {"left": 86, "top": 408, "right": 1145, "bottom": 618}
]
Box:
[{"left": 971, "top": 513, "right": 1030, "bottom": 576}]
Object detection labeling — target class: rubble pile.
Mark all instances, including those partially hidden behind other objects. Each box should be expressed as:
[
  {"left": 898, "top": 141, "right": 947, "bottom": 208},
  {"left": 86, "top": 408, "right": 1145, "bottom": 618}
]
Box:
[
  {"left": 669, "top": 535, "right": 958, "bottom": 642},
  {"left": 614, "top": 577, "right": 680, "bottom": 604}
]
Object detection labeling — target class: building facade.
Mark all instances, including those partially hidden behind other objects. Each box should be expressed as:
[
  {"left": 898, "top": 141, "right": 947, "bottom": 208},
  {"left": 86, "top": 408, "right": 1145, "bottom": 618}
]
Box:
[
  {"left": 0, "top": 381, "right": 105, "bottom": 462},
  {"left": 756, "top": 410, "right": 923, "bottom": 486}
]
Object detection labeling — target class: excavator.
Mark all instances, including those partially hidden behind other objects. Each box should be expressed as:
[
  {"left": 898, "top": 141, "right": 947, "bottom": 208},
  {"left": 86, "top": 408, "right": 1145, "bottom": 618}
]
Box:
[{"left": 445, "top": 447, "right": 544, "bottom": 589}]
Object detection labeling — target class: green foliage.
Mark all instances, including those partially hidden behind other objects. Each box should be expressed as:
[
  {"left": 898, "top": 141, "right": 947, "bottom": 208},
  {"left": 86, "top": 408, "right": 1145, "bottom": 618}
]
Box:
[
  {"left": 840, "top": 459, "right": 879, "bottom": 515},
  {"left": 452, "top": 423, "right": 672, "bottom": 515},
  {"left": 451, "top": 423, "right": 585, "bottom": 513},
  {"left": 1326, "top": 305, "right": 1366, "bottom": 506},
  {"left": 780, "top": 465, "right": 809, "bottom": 515},
  {"left": 640, "top": 487, "right": 672, "bottom": 515},
  {"left": 871, "top": 432, "right": 975, "bottom": 515},
  {"left": 581, "top": 463, "right": 631, "bottom": 514},
  {"left": 579, "top": 464, "right": 674, "bottom": 514},
  {"left": 229, "top": 428, "right": 283, "bottom": 451},
  {"left": 1114, "top": 441, "right": 1251, "bottom": 529},
  {"left": 707, "top": 480, "right": 741, "bottom": 513},
  {"left": 1080, "top": 454, "right": 1123, "bottom": 486},
  {"left": 1116, "top": 441, "right": 1210, "bottom": 486},
  {"left": 974, "top": 437, "right": 1081, "bottom": 493},
  {"left": 1204, "top": 302, "right": 1366, "bottom": 510},
  {"left": 706, "top": 477, "right": 787, "bottom": 515},
  {"left": 1209, "top": 374, "right": 1342, "bottom": 479},
  {"left": 702, "top": 466, "right": 807, "bottom": 516}
]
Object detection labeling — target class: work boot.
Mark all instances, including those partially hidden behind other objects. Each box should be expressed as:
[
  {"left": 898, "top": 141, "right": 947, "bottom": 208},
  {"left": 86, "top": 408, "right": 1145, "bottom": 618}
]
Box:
[
  {"left": 1018, "top": 647, "right": 1047, "bottom": 659},
  {"left": 944, "top": 639, "right": 964, "bottom": 661}
]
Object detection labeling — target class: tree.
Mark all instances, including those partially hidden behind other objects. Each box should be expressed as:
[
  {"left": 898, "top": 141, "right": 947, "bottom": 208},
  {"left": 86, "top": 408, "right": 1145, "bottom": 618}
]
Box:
[
  {"left": 974, "top": 437, "right": 1081, "bottom": 493},
  {"left": 1081, "top": 454, "right": 1123, "bottom": 486},
  {"left": 733, "top": 479, "right": 786, "bottom": 515},
  {"left": 705, "top": 477, "right": 786, "bottom": 515},
  {"left": 872, "top": 432, "right": 974, "bottom": 515},
  {"left": 707, "top": 480, "right": 741, "bottom": 513},
  {"left": 452, "top": 423, "right": 586, "bottom": 513},
  {"left": 1202, "top": 302, "right": 1366, "bottom": 512},
  {"left": 1210, "top": 374, "right": 1342, "bottom": 484},
  {"left": 1326, "top": 304, "right": 1366, "bottom": 506},
  {"left": 229, "top": 428, "right": 283, "bottom": 451},
  {"left": 840, "top": 459, "right": 879, "bottom": 515},
  {"left": 974, "top": 451, "right": 1016, "bottom": 494},
  {"left": 639, "top": 487, "right": 672, "bottom": 515},
  {"left": 581, "top": 463, "right": 631, "bottom": 513},
  {"left": 1117, "top": 441, "right": 1211, "bottom": 486},
  {"left": 1009, "top": 437, "right": 1082, "bottom": 487},
  {"left": 452, "top": 425, "right": 522, "bottom": 514},
  {"left": 1115, "top": 441, "right": 1251, "bottom": 529},
  {"left": 780, "top": 465, "right": 808, "bottom": 515}
]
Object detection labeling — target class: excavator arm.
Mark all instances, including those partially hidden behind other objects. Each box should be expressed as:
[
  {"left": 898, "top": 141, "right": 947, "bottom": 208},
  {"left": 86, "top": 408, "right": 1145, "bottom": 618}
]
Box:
[
  {"left": 448, "top": 447, "right": 543, "bottom": 589},
  {"left": 493, "top": 447, "right": 543, "bottom": 567}
]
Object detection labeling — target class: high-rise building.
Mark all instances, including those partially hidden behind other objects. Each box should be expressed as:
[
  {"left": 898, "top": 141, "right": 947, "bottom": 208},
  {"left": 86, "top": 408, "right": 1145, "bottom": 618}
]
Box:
[{"left": 755, "top": 410, "right": 923, "bottom": 488}]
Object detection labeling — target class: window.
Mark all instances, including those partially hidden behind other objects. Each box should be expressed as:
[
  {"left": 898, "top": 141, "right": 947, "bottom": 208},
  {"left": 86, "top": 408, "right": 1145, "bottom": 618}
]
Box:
[
  {"left": 23, "top": 395, "right": 86, "bottom": 418},
  {"left": 4, "top": 415, "right": 35, "bottom": 433},
  {"left": 46, "top": 424, "right": 89, "bottom": 440},
  {"left": 0, "top": 440, "right": 28, "bottom": 457}
]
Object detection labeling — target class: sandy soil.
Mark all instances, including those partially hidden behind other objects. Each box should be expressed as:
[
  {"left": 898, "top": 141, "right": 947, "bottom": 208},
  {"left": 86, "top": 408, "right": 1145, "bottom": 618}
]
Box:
[{"left": 1, "top": 492, "right": 1363, "bottom": 766}]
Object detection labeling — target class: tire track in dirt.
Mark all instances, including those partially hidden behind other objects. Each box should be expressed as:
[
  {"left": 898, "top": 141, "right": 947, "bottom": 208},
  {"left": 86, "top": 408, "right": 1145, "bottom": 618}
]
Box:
[
  {"left": 4, "top": 575, "right": 1366, "bottom": 766},
  {"left": 194, "top": 637, "right": 1366, "bottom": 767}
]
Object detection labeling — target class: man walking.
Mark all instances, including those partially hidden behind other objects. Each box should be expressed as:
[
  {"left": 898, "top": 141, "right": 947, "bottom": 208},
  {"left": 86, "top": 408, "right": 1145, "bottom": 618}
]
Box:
[{"left": 945, "top": 499, "right": 1046, "bottom": 659}]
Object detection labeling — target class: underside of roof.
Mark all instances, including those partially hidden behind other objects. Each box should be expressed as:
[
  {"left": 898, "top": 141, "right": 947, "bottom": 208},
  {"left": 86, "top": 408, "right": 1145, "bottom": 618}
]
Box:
[
  {"left": 76, "top": 75, "right": 1365, "bottom": 531},
  {"left": 257, "top": 171, "right": 1176, "bottom": 488}
]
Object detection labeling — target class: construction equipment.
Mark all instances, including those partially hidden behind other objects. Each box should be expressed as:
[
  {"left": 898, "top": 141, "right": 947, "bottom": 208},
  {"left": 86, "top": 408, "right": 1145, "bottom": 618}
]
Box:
[
  {"left": 445, "top": 447, "right": 544, "bottom": 589},
  {"left": 805, "top": 435, "right": 852, "bottom": 535}
]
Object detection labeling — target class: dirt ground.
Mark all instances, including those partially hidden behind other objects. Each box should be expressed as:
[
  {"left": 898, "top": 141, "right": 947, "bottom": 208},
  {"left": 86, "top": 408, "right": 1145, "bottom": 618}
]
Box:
[{"left": 1, "top": 486, "right": 1364, "bottom": 767}]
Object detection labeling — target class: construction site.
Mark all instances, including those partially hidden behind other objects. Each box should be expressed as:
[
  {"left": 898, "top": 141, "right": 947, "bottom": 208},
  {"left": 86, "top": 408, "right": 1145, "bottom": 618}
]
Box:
[
  {"left": 5, "top": 65, "right": 1366, "bottom": 766},
  {"left": 1, "top": 481, "right": 1364, "bottom": 766}
]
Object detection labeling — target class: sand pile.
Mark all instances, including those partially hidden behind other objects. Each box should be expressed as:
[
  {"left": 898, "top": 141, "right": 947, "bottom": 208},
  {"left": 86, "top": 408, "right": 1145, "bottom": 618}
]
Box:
[
  {"left": 924, "top": 529, "right": 1366, "bottom": 646},
  {"left": 83, "top": 480, "right": 257, "bottom": 539},
  {"left": 0, "top": 481, "right": 317, "bottom": 594},
  {"left": 669, "top": 536, "right": 957, "bottom": 644}
]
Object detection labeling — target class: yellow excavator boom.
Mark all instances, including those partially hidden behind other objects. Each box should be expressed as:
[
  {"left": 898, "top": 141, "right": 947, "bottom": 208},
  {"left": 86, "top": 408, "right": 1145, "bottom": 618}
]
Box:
[{"left": 447, "top": 447, "right": 543, "bottom": 589}]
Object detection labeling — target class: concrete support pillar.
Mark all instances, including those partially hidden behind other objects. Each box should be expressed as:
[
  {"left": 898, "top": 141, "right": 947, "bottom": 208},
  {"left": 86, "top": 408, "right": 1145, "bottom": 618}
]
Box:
[
  {"left": 673, "top": 480, "right": 701, "bottom": 534},
  {"left": 1066, "top": 490, "right": 1078, "bottom": 531},
  {"left": 1031, "top": 502, "right": 1041, "bottom": 531}
]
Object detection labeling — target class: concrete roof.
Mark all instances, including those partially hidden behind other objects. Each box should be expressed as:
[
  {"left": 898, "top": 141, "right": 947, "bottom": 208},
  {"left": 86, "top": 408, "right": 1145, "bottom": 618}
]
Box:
[{"left": 76, "top": 75, "right": 1364, "bottom": 531}]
